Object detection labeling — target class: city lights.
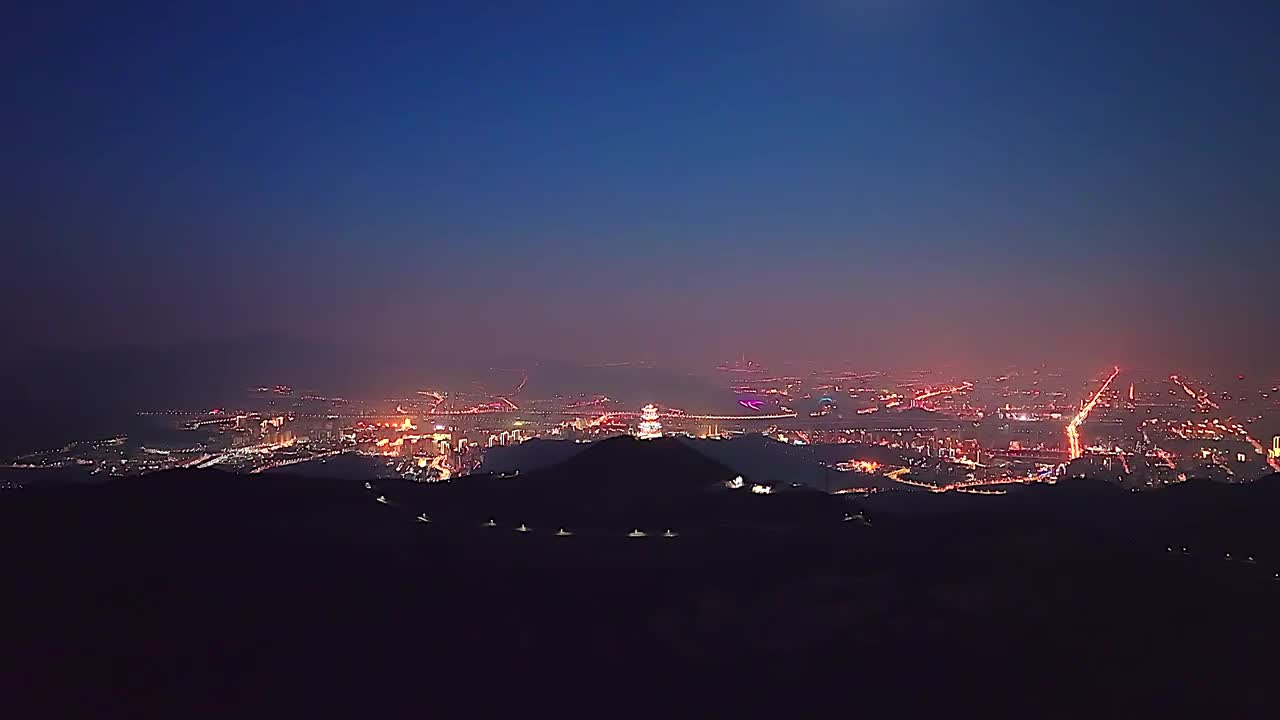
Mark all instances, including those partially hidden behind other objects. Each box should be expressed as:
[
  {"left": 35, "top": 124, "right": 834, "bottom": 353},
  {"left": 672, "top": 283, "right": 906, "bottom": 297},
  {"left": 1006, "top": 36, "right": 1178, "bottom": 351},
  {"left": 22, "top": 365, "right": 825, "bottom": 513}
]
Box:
[
  {"left": 1067, "top": 367, "right": 1120, "bottom": 460},
  {"left": 8, "top": 358, "right": 1278, "bottom": 490}
]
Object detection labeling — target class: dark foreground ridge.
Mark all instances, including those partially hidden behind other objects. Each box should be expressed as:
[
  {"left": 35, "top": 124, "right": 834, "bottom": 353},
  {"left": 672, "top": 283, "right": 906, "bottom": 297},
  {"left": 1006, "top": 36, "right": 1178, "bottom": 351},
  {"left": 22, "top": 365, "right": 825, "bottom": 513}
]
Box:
[{"left": 4, "top": 442, "right": 1279, "bottom": 718}]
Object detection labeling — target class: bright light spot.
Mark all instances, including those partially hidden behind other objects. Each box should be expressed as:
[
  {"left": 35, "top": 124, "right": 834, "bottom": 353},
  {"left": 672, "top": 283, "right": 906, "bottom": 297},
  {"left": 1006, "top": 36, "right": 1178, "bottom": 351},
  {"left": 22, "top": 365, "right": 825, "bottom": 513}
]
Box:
[
  {"left": 837, "top": 459, "right": 881, "bottom": 474},
  {"left": 637, "top": 404, "right": 663, "bottom": 439}
]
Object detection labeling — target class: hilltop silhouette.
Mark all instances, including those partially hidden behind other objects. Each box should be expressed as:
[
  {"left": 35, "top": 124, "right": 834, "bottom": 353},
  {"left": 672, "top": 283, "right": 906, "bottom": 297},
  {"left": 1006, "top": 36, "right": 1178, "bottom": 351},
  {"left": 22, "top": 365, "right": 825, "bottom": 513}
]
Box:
[{"left": 4, "top": 442, "right": 1280, "bottom": 718}]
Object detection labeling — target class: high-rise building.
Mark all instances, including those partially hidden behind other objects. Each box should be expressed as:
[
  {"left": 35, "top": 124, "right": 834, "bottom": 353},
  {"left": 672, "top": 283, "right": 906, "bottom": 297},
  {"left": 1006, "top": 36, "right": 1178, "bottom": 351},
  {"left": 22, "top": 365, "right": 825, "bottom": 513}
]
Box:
[{"left": 1271, "top": 436, "right": 1280, "bottom": 460}]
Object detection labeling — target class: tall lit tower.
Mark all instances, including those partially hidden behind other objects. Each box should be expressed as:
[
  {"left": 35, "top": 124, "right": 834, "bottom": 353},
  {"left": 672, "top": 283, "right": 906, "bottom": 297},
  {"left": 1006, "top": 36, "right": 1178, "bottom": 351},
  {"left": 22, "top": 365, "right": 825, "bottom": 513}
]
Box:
[
  {"left": 637, "top": 404, "right": 663, "bottom": 439},
  {"left": 1271, "top": 435, "right": 1280, "bottom": 460}
]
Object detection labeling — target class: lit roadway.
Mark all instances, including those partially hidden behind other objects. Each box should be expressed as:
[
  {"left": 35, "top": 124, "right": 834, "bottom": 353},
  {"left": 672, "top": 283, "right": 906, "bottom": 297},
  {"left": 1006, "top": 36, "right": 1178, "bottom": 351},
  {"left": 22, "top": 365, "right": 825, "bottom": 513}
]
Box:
[
  {"left": 884, "top": 467, "right": 925, "bottom": 489},
  {"left": 912, "top": 381, "right": 974, "bottom": 404},
  {"left": 1171, "top": 376, "right": 1280, "bottom": 473},
  {"left": 250, "top": 449, "right": 349, "bottom": 474},
  {"left": 1170, "top": 375, "right": 1221, "bottom": 411},
  {"left": 141, "top": 408, "right": 973, "bottom": 437},
  {"left": 141, "top": 408, "right": 800, "bottom": 421},
  {"left": 1066, "top": 367, "right": 1120, "bottom": 460},
  {"left": 883, "top": 466, "right": 1049, "bottom": 493}
]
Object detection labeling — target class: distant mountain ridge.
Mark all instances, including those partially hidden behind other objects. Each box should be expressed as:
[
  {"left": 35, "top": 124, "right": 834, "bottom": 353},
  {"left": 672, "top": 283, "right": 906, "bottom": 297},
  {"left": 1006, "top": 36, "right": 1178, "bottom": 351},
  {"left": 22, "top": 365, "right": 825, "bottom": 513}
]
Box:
[
  {"left": 477, "top": 437, "right": 588, "bottom": 474},
  {"left": 682, "top": 434, "right": 900, "bottom": 491},
  {"left": 4, "top": 442, "right": 1280, "bottom": 717}
]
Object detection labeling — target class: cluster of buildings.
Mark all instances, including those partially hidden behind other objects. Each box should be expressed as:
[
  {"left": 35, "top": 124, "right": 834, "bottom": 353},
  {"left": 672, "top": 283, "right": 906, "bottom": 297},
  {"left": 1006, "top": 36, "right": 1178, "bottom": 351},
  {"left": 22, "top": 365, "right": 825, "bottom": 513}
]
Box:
[{"left": 6, "top": 362, "right": 1279, "bottom": 491}]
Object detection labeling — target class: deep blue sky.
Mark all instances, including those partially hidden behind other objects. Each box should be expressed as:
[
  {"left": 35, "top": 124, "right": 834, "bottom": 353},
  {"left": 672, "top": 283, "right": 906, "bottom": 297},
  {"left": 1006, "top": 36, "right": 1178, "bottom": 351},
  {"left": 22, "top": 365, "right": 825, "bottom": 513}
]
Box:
[{"left": 5, "top": 0, "right": 1278, "bottom": 369}]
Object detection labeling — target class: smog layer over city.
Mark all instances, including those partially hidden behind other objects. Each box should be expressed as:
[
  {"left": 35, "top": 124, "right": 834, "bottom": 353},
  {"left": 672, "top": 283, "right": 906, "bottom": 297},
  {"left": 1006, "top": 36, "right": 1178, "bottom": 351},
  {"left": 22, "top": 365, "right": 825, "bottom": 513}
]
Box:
[{"left": 4, "top": 1, "right": 1279, "bottom": 717}]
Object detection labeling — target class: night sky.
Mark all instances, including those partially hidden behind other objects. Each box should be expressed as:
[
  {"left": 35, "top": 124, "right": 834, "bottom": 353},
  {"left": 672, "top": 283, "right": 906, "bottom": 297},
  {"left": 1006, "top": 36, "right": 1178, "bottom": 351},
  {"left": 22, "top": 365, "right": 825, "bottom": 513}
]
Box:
[{"left": 6, "top": 1, "right": 1279, "bottom": 369}]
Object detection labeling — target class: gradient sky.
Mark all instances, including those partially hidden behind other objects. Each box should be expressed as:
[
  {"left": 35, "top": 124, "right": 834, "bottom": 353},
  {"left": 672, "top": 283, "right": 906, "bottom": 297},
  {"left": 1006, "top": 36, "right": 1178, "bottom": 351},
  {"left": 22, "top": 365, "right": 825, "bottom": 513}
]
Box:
[{"left": 6, "top": 0, "right": 1279, "bottom": 370}]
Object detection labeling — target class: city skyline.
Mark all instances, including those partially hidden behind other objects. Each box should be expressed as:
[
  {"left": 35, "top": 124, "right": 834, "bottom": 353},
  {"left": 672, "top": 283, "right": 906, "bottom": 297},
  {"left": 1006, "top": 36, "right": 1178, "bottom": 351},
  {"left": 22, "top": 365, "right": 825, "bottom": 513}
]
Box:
[{"left": 7, "top": 357, "right": 1278, "bottom": 490}]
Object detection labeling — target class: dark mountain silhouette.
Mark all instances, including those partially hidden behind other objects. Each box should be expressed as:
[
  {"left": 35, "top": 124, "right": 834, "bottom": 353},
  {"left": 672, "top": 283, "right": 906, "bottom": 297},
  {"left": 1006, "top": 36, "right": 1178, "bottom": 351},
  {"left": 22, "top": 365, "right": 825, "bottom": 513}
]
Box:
[
  {"left": 683, "top": 434, "right": 899, "bottom": 491},
  {"left": 477, "top": 437, "right": 588, "bottom": 473},
  {"left": 391, "top": 436, "right": 854, "bottom": 532},
  {"left": 1253, "top": 471, "right": 1280, "bottom": 487},
  {"left": 541, "top": 436, "right": 731, "bottom": 490},
  {"left": 4, "top": 446, "right": 1280, "bottom": 718}
]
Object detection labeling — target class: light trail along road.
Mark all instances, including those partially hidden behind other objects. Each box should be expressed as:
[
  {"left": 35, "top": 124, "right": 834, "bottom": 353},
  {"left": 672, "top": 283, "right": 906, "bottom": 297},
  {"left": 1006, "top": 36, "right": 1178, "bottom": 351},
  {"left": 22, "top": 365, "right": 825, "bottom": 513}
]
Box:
[
  {"left": 1171, "top": 375, "right": 1280, "bottom": 474},
  {"left": 1066, "top": 367, "right": 1120, "bottom": 460}
]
